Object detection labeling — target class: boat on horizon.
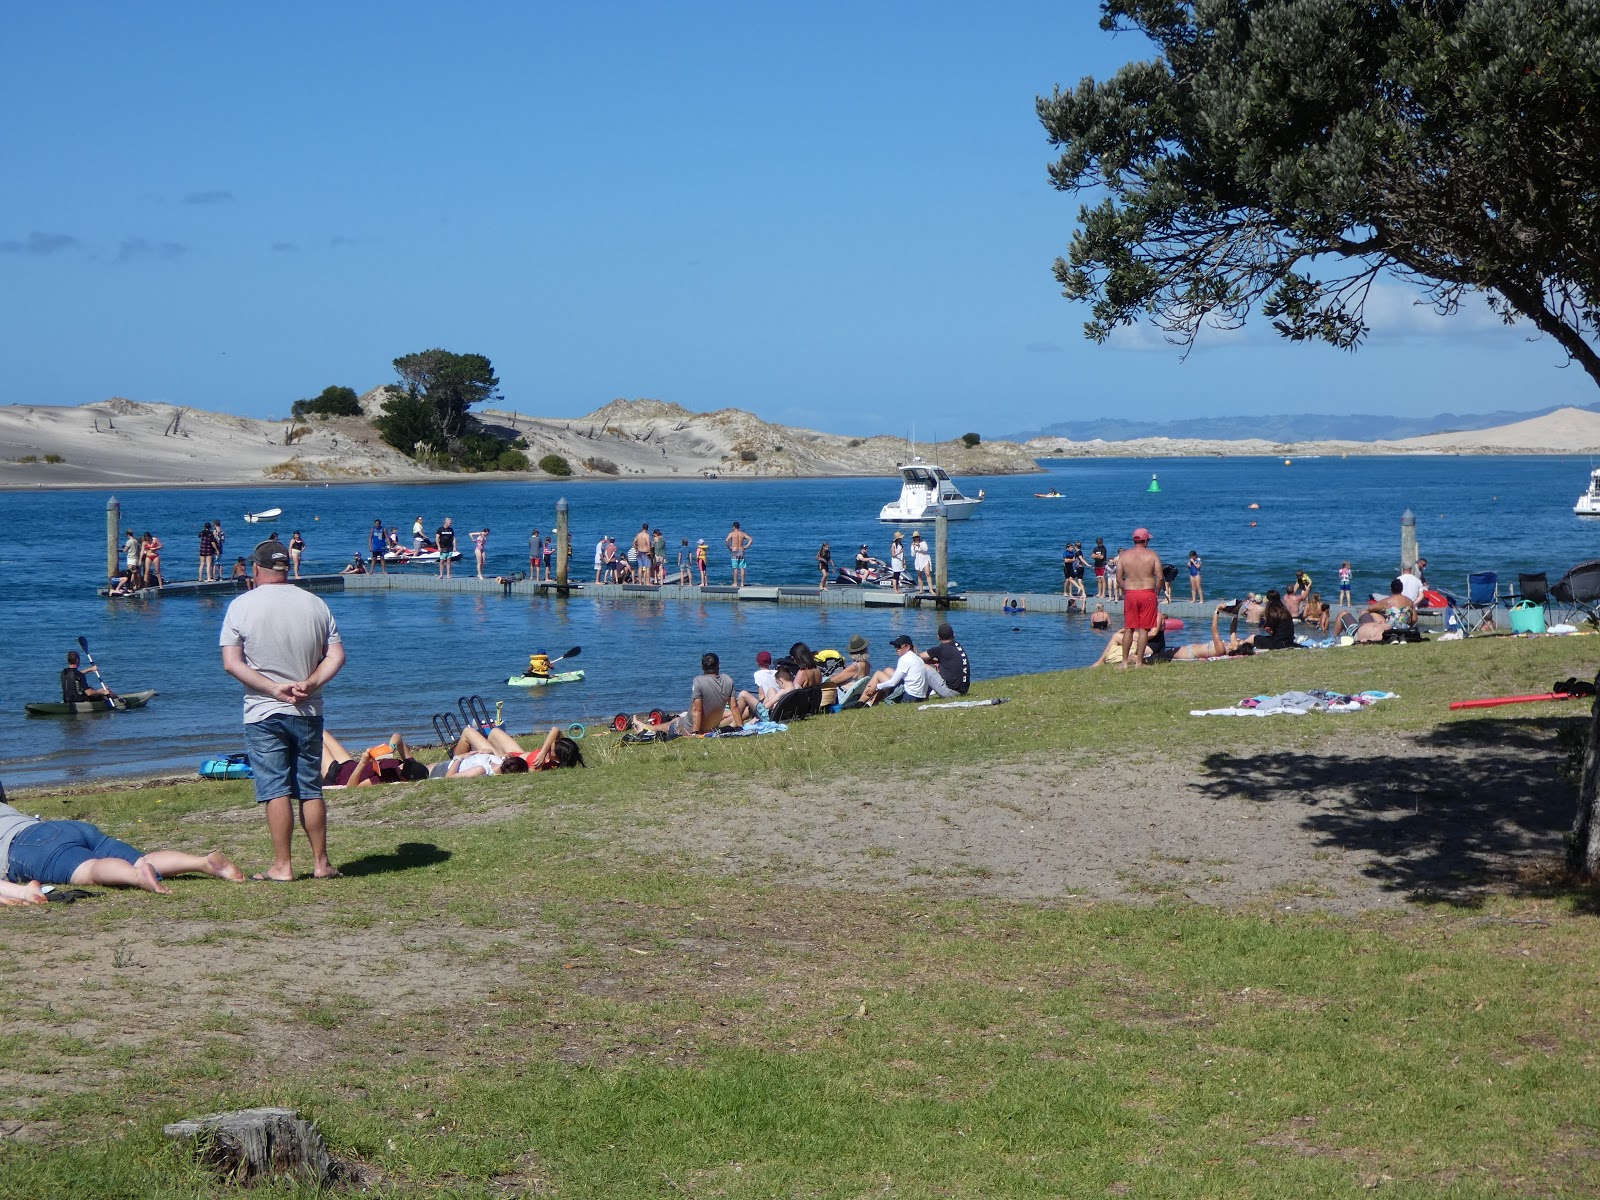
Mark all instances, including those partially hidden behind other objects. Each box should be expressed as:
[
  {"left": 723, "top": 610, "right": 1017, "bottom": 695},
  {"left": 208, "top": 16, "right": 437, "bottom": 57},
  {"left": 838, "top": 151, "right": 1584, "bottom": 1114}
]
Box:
[
  {"left": 877, "top": 457, "right": 981, "bottom": 523},
  {"left": 1576, "top": 468, "right": 1600, "bottom": 516}
]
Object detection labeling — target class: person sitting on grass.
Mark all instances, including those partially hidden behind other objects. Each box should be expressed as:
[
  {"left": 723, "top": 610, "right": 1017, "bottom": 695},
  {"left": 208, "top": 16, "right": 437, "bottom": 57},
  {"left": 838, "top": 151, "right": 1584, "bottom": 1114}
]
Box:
[
  {"left": 0, "top": 792, "right": 244, "bottom": 895},
  {"left": 321, "top": 731, "right": 428, "bottom": 787},
  {"left": 863, "top": 635, "right": 953, "bottom": 704},
  {"left": 633, "top": 652, "right": 740, "bottom": 739}
]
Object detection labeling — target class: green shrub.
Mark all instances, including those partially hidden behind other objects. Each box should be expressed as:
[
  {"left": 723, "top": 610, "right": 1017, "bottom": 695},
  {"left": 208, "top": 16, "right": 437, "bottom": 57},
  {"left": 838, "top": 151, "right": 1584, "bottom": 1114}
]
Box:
[
  {"left": 495, "top": 449, "right": 530, "bottom": 471},
  {"left": 290, "top": 385, "right": 362, "bottom": 419},
  {"left": 43, "top": 453, "right": 63, "bottom": 463},
  {"left": 961, "top": 432, "right": 981, "bottom": 447},
  {"left": 16, "top": 455, "right": 37, "bottom": 464},
  {"left": 538, "top": 454, "right": 573, "bottom": 476},
  {"left": 739, "top": 449, "right": 758, "bottom": 462},
  {"left": 583, "top": 457, "right": 619, "bottom": 475}
]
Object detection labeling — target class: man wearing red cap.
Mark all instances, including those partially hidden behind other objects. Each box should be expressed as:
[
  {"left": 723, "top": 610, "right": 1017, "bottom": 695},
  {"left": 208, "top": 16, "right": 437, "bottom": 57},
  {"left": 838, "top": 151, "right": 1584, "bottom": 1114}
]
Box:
[{"left": 1116, "top": 527, "right": 1163, "bottom": 670}]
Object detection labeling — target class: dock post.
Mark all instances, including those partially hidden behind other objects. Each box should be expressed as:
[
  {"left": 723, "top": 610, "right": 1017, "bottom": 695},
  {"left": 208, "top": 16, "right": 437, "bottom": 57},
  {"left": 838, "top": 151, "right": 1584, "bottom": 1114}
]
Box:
[
  {"left": 934, "top": 513, "right": 949, "bottom": 607},
  {"left": 106, "top": 496, "right": 120, "bottom": 580},
  {"left": 1400, "top": 508, "right": 1417, "bottom": 574},
  {"left": 555, "top": 497, "right": 570, "bottom": 594}
]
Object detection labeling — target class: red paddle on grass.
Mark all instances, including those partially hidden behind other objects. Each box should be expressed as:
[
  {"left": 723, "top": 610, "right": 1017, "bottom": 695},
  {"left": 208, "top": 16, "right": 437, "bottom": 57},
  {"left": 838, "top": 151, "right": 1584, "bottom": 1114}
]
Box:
[{"left": 1449, "top": 693, "right": 1578, "bottom": 711}]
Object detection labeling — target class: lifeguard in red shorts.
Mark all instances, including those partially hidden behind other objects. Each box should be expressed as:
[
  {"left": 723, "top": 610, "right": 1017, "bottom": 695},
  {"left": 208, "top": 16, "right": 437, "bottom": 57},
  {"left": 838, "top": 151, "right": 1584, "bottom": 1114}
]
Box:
[{"left": 1116, "top": 528, "right": 1164, "bottom": 670}]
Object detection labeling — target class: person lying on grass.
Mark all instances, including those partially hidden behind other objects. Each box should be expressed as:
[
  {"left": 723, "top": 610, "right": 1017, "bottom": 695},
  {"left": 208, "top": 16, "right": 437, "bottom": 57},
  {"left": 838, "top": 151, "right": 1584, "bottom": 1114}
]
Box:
[
  {"left": 1162, "top": 605, "right": 1259, "bottom": 662},
  {"left": 442, "top": 726, "right": 585, "bottom": 777},
  {"left": 0, "top": 797, "right": 245, "bottom": 896},
  {"left": 321, "top": 730, "right": 428, "bottom": 787}
]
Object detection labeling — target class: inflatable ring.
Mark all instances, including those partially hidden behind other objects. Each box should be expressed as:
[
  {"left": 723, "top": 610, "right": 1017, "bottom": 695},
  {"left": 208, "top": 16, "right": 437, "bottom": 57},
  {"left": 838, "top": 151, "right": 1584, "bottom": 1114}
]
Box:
[{"left": 567, "top": 723, "right": 585, "bottom": 740}]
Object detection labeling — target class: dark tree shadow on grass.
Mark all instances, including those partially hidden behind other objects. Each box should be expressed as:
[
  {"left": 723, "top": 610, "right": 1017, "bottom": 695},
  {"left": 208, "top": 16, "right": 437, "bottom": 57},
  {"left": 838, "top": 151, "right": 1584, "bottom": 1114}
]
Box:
[
  {"left": 1193, "top": 716, "right": 1591, "bottom": 909},
  {"left": 338, "top": 842, "right": 452, "bottom": 878}
]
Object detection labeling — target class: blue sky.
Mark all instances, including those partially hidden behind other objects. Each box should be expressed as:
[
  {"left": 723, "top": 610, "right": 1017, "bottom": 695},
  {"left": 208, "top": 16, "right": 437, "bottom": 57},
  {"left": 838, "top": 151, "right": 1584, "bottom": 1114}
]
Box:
[{"left": 2, "top": 1, "right": 1592, "bottom": 436}]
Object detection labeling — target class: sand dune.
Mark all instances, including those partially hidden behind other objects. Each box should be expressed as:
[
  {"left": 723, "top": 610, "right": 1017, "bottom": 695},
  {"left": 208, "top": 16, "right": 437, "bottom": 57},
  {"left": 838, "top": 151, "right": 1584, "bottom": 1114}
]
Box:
[{"left": 1, "top": 395, "right": 1595, "bottom": 490}]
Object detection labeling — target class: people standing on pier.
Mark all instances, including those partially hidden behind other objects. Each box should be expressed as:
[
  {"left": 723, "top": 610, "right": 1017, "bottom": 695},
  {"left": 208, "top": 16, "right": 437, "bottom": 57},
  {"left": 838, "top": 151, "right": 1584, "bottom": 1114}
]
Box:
[
  {"left": 1062, "top": 542, "right": 1075, "bottom": 599},
  {"left": 1092, "top": 538, "right": 1108, "bottom": 597},
  {"left": 726, "top": 521, "right": 752, "bottom": 587},
  {"left": 817, "top": 542, "right": 833, "bottom": 588},
  {"left": 912, "top": 531, "right": 932, "bottom": 592},
  {"left": 199, "top": 522, "right": 218, "bottom": 582},
  {"left": 1188, "top": 550, "right": 1204, "bottom": 603},
  {"left": 649, "top": 528, "right": 664, "bottom": 584},
  {"left": 678, "top": 538, "right": 691, "bottom": 585},
  {"left": 889, "top": 532, "right": 907, "bottom": 592},
  {"left": 289, "top": 531, "right": 305, "bottom": 578},
  {"left": 371, "top": 520, "right": 389, "bottom": 575},
  {"left": 212, "top": 520, "right": 226, "bottom": 566},
  {"left": 695, "top": 538, "right": 709, "bottom": 586},
  {"left": 1106, "top": 548, "right": 1122, "bottom": 601},
  {"left": 528, "top": 529, "right": 541, "bottom": 580},
  {"left": 1115, "top": 528, "right": 1163, "bottom": 671},
  {"left": 435, "top": 517, "right": 456, "bottom": 578},
  {"left": 219, "top": 538, "right": 345, "bottom": 882},
  {"left": 594, "top": 534, "right": 607, "bottom": 582},
  {"left": 470, "top": 527, "right": 489, "bottom": 578},
  {"left": 141, "top": 532, "right": 164, "bottom": 588},
  {"left": 123, "top": 528, "right": 140, "bottom": 580},
  {"left": 543, "top": 536, "right": 555, "bottom": 582},
  {"left": 1070, "top": 543, "right": 1088, "bottom": 609}
]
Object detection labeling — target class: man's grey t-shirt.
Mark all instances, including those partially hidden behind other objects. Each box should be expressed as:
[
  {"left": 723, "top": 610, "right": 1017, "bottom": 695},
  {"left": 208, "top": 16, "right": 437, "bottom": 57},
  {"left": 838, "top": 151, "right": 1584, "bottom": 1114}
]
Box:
[
  {"left": 690, "top": 673, "right": 735, "bottom": 727},
  {"left": 0, "top": 802, "right": 39, "bottom": 879},
  {"left": 219, "top": 583, "right": 341, "bottom": 723}
]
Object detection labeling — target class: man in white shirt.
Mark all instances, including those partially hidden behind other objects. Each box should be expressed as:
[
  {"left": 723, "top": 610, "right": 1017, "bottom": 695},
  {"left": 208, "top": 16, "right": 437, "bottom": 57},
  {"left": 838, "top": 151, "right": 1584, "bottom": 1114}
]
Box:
[
  {"left": 752, "top": 650, "right": 777, "bottom": 695},
  {"left": 1397, "top": 568, "right": 1424, "bottom": 604},
  {"left": 864, "top": 634, "right": 944, "bottom": 704}
]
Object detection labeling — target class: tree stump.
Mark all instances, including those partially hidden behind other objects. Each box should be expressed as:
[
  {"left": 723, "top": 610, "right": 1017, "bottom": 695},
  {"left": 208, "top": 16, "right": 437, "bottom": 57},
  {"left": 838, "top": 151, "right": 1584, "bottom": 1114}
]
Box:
[{"left": 162, "top": 1107, "right": 331, "bottom": 1187}]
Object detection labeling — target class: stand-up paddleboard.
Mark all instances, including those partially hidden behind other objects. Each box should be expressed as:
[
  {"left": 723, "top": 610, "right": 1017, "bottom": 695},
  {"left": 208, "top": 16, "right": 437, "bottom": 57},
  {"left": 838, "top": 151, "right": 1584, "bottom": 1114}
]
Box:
[
  {"left": 243, "top": 507, "right": 283, "bottom": 523},
  {"left": 26, "top": 689, "right": 158, "bottom": 716}
]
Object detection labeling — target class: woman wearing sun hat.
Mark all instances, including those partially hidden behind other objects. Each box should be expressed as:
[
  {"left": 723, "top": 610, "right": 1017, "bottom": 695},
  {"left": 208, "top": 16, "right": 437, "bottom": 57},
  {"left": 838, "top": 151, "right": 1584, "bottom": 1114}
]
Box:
[
  {"left": 695, "top": 538, "right": 709, "bottom": 586},
  {"left": 889, "top": 532, "right": 907, "bottom": 593}
]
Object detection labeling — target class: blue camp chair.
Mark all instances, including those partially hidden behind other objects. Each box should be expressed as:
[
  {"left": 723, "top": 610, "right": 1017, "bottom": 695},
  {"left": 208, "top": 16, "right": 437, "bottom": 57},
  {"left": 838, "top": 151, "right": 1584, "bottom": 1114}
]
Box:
[{"left": 1460, "top": 571, "right": 1499, "bottom": 635}]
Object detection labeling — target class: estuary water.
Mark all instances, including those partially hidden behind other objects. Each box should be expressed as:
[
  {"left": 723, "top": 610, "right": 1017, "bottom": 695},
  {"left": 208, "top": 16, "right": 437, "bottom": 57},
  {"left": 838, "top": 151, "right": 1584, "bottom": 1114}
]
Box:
[{"left": 1, "top": 455, "right": 1593, "bottom": 787}]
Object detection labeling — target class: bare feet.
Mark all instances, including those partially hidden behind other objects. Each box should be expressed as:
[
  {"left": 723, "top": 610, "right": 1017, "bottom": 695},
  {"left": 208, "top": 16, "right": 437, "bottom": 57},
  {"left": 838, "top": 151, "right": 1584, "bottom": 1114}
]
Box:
[
  {"left": 134, "top": 859, "right": 174, "bottom": 895},
  {"left": 0, "top": 881, "right": 47, "bottom": 906},
  {"left": 206, "top": 851, "right": 246, "bottom": 882}
]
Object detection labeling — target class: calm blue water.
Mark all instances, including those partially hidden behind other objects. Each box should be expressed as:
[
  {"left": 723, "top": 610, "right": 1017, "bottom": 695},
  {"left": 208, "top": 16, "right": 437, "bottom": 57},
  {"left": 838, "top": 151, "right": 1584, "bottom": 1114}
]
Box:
[{"left": 1, "top": 456, "right": 1594, "bottom": 786}]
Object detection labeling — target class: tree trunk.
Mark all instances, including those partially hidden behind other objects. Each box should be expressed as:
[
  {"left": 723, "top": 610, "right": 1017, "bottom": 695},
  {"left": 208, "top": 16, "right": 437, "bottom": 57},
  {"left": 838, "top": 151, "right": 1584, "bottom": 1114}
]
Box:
[
  {"left": 1568, "top": 670, "right": 1600, "bottom": 879},
  {"left": 163, "top": 1107, "right": 332, "bottom": 1187}
]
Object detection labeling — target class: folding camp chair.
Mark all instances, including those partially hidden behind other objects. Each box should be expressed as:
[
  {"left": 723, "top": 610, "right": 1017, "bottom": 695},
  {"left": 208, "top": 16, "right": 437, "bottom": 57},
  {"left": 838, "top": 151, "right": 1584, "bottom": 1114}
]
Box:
[
  {"left": 1515, "top": 572, "right": 1549, "bottom": 607},
  {"left": 1551, "top": 560, "right": 1600, "bottom": 626},
  {"left": 1459, "top": 571, "right": 1499, "bottom": 635}
]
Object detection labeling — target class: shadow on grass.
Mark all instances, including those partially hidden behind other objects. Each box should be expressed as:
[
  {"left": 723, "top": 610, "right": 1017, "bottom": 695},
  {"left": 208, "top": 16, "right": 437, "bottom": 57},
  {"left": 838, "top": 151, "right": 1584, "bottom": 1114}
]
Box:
[
  {"left": 338, "top": 841, "right": 452, "bottom": 877},
  {"left": 1194, "top": 715, "right": 1590, "bottom": 909}
]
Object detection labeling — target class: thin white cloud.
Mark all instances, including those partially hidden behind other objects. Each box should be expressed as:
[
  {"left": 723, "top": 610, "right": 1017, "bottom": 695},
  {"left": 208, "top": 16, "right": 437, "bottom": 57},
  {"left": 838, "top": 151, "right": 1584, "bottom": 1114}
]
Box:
[{"left": 116, "top": 237, "right": 186, "bottom": 263}]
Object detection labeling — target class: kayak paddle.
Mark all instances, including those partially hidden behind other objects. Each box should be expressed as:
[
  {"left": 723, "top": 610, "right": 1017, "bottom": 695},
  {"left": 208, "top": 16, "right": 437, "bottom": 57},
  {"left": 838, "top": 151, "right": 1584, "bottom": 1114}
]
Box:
[{"left": 76, "top": 636, "right": 119, "bottom": 710}]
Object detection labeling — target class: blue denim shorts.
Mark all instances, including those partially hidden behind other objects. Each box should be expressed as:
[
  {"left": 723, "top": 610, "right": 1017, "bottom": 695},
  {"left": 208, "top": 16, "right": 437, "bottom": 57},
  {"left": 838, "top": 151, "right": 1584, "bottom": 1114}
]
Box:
[
  {"left": 6, "top": 820, "right": 141, "bottom": 885},
  {"left": 243, "top": 713, "right": 324, "bottom": 804}
]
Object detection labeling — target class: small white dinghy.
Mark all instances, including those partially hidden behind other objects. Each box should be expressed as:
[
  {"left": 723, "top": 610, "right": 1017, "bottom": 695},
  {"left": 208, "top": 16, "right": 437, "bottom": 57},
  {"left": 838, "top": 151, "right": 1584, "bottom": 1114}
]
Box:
[{"left": 244, "top": 507, "right": 283, "bottom": 524}]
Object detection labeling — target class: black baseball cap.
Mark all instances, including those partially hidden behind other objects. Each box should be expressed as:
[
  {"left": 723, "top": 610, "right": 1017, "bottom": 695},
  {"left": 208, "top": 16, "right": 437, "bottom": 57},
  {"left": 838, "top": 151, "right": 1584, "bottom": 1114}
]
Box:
[
  {"left": 890, "top": 634, "right": 913, "bottom": 649},
  {"left": 252, "top": 540, "right": 291, "bottom": 570}
]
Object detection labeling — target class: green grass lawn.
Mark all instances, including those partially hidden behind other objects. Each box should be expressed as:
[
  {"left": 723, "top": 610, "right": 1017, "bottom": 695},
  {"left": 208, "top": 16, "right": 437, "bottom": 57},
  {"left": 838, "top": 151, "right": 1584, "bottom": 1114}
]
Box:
[{"left": 1, "top": 635, "right": 1597, "bottom": 1197}]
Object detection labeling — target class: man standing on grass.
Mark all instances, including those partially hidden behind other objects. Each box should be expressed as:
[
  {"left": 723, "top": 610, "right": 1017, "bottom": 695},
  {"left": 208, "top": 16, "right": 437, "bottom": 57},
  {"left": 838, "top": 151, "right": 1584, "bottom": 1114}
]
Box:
[
  {"left": 726, "top": 521, "right": 752, "bottom": 587},
  {"left": 220, "top": 539, "right": 345, "bottom": 882},
  {"left": 1116, "top": 527, "right": 1163, "bottom": 671}
]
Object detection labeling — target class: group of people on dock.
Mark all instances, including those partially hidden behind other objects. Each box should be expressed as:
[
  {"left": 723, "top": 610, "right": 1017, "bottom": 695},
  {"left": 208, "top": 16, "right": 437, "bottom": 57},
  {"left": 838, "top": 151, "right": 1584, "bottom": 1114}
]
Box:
[{"left": 1061, "top": 537, "right": 1206, "bottom": 610}]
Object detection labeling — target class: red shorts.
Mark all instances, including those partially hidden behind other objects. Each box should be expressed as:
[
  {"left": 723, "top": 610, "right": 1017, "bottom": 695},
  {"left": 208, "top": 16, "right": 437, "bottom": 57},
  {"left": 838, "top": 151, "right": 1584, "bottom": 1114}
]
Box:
[{"left": 1124, "top": 589, "right": 1158, "bottom": 630}]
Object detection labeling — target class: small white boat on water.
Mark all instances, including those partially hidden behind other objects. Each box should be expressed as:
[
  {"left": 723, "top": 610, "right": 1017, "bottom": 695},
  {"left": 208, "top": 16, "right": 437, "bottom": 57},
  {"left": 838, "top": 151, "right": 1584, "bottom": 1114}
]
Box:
[
  {"left": 243, "top": 507, "right": 282, "bottom": 523},
  {"left": 1576, "top": 468, "right": 1600, "bottom": 515},
  {"left": 877, "top": 458, "right": 981, "bottom": 523}
]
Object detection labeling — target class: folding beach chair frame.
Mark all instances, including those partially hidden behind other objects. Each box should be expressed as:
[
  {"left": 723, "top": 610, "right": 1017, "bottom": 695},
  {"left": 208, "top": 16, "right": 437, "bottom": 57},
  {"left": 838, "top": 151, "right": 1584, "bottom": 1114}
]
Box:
[
  {"left": 1460, "top": 571, "right": 1499, "bottom": 636},
  {"left": 1550, "top": 561, "right": 1600, "bottom": 627}
]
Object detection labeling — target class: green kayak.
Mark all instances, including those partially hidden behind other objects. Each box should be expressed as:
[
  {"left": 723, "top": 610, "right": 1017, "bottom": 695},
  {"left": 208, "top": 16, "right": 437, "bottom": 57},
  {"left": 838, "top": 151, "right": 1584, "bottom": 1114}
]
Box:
[
  {"left": 506, "top": 670, "right": 585, "bottom": 688},
  {"left": 26, "top": 689, "right": 159, "bottom": 717}
]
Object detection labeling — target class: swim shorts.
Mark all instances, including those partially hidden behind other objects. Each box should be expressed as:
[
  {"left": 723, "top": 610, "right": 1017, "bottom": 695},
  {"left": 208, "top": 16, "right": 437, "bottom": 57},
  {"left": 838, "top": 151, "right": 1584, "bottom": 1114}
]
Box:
[
  {"left": 730, "top": 557, "right": 746, "bottom": 571},
  {"left": 1124, "top": 588, "right": 1159, "bottom": 630}
]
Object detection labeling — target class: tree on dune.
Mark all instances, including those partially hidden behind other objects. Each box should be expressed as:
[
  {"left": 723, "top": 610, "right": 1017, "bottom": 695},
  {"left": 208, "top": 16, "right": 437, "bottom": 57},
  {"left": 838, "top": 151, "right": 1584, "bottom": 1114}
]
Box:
[
  {"left": 376, "top": 350, "right": 501, "bottom": 458},
  {"left": 1037, "top": 0, "right": 1600, "bottom": 388}
]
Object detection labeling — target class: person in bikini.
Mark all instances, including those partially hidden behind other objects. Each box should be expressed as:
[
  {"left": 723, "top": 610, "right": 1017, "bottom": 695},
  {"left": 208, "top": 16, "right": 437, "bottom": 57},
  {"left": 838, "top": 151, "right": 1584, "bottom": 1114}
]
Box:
[
  {"left": 1115, "top": 528, "right": 1163, "bottom": 670},
  {"left": 321, "top": 731, "right": 428, "bottom": 786}
]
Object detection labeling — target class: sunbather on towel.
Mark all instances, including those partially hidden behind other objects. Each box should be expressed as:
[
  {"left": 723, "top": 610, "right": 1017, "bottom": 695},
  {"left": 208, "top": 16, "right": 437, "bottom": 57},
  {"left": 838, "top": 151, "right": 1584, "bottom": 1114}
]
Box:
[
  {"left": 1166, "top": 605, "right": 1258, "bottom": 661},
  {"left": 440, "top": 726, "right": 585, "bottom": 775}
]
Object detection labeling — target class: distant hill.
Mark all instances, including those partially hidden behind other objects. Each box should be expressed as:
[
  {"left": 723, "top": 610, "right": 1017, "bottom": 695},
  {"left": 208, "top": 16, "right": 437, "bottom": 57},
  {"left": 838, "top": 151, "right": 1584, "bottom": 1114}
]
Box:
[{"left": 1003, "top": 402, "right": 1600, "bottom": 444}]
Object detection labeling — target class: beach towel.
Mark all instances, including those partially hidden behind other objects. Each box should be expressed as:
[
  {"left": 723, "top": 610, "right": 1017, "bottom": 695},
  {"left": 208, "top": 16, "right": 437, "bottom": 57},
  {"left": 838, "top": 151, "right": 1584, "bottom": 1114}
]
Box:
[
  {"left": 915, "top": 699, "right": 1008, "bottom": 711},
  {"left": 1191, "top": 689, "right": 1396, "bottom": 718},
  {"left": 624, "top": 720, "right": 788, "bottom": 745}
]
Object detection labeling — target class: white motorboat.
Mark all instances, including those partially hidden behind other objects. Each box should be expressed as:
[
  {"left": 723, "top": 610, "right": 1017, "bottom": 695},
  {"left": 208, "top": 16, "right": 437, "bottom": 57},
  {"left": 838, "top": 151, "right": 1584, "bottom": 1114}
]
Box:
[
  {"left": 877, "top": 458, "right": 981, "bottom": 523},
  {"left": 243, "top": 507, "right": 282, "bottom": 523},
  {"left": 1576, "top": 468, "right": 1600, "bottom": 516}
]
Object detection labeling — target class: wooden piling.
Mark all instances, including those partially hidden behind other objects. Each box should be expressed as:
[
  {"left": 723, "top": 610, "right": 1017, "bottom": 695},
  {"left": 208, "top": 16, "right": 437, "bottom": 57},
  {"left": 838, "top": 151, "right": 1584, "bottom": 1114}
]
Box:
[
  {"left": 934, "top": 513, "right": 949, "bottom": 607},
  {"left": 1400, "top": 508, "right": 1418, "bottom": 573},
  {"left": 555, "top": 497, "right": 570, "bottom": 592},
  {"left": 105, "top": 496, "right": 120, "bottom": 580}
]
